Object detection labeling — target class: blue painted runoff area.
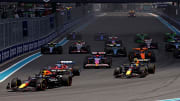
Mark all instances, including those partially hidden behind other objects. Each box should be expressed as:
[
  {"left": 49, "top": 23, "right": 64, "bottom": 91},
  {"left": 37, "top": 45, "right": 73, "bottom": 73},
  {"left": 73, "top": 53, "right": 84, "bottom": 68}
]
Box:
[
  {"left": 0, "top": 52, "right": 41, "bottom": 82},
  {"left": 156, "top": 15, "right": 180, "bottom": 35},
  {"left": 56, "top": 37, "right": 69, "bottom": 47},
  {"left": 158, "top": 98, "right": 180, "bottom": 101}
]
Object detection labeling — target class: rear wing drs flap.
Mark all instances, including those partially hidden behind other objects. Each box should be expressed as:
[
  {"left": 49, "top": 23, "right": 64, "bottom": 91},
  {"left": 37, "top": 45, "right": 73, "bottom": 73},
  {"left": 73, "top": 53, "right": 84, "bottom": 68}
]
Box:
[
  {"left": 57, "top": 61, "right": 75, "bottom": 64},
  {"left": 92, "top": 52, "right": 106, "bottom": 55}
]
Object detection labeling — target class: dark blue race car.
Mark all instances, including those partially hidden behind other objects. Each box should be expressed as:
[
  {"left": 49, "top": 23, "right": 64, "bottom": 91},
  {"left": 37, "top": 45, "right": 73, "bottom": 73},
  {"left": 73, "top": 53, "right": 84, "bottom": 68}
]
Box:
[
  {"left": 67, "top": 32, "right": 82, "bottom": 40},
  {"left": 83, "top": 52, "right": 112, "bottom": 69},
  {"left": 165, "top": 39, "right": 180, "bottom": 51},
  {"left": 104, "top": 38, "right": 127, "bottom": 56},
  {"left": 41, "top": 43, "right": 63, "bottom": 54},
  {"left": 94, "top": 32, "right": 109, "bottom": 41}
]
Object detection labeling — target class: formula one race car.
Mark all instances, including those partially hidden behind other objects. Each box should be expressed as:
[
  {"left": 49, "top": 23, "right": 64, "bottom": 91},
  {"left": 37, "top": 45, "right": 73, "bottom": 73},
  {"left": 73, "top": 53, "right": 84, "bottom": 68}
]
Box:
[
  {"left": 164, "top": 32, "right": 178, "bottom": 42},
  {"left": 69, "top": 40, "right": 90, "bottom": 54},
  {"left": 50, "top": 61, "right": 80, "bottom": 76},
  {"left": 113, "top": 59, "right": 155, "bottom": 78},
  {"left": 66, "top": 32, "right": 82, "bottom": 40},
  {"left": 94, "top": 32, "right": 109, "bottom": 41},
  {"left": 165, "top": 40, "right": 180, "bottom": 51},
  {"left": 135, "top": 33, "right": 150, "bottom": 43},
  {"left": 104, "top": 38, "right": 127, "bottom": 56},
  {"left": 41, "top": 43, "right": 63, "bottom": 54},
  {"left": 140, "top": 39, "right": 158, "bottom": 49},
  {"left": 6, "top": 71, "right": 72, "bottom": 91},
  {"left": 7, "top": 77, "right": 47, "bottom": 92},
  {"left": 128, "top": 48, "right": 156, "bottom": 62},
  {"left": 128, "top": 10, "right": 136, "bottom": 17},
  {"left": 83, "top": 52, "right": 112, "bottom": 69}
]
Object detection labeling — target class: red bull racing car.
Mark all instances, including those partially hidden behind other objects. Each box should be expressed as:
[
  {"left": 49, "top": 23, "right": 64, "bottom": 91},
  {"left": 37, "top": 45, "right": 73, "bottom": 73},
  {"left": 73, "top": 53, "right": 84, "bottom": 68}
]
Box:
[
  {"left": 114, "top": 59, "right": 155, "bottom": 78},
  {"left": 6, "top": 61, "right": 79, "bottom": 91},
  {"left": 7, "top": 72, "right": 71, "bottom": 91},
  {"left": 83, "top": 52, "right": 112, "bottom": 69}
]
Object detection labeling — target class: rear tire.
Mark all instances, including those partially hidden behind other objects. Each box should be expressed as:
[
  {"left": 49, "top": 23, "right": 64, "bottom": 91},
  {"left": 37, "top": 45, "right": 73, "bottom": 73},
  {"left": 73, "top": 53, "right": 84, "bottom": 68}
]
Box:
[
  {"left": 36, "top": 78, "right": 47, "bottom": 91},
  {"left": 114, "top": 67, "right": 122, "bottom": 78},
  {"left": 11, "top": 78, "right": 22, "bottom": 88},
  {"left": 106, "top": 58, "right": 112, "bottom": 68},
  {"left": 73, "top": 66, "right": 80, "bottom": 76},
  {"left": 62, "top": 75, "right": 72, "bottom": 86},
  {"left": 83, "top": 56, "right": 89, "bottom": 69},
  {"left": 139, "top": 67, "right": 147, "bottom": 78},
  {"left": 148, "top": 63, "right": 155, "bottom": 74}
]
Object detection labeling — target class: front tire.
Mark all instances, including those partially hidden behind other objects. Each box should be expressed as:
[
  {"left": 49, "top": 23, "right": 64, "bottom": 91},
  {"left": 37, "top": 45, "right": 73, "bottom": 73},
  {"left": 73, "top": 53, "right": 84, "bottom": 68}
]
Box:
[
  {"left": 11, "top": 78, "right": 22, "bottom": 88},
  {"left": 148, "top": 63, "right": 155, "bottom": 74},
  {"left": 73, "top": 66, "right": 80, "bottom": 76},
  {"left": 62, "top": 75, "right": 72, "bottom": 86},
  {"left": 36, "top": 78, "right": 47, "bottom": 91},
  {"left": 114, "top": 67, "right": 122, "bottom": 78}
]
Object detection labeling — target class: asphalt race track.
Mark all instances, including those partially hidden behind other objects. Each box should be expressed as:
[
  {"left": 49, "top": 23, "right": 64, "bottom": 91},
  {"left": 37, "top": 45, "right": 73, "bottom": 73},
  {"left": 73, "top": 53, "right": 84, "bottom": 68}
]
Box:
[{"left": 1, "top": 12, "right": 180, "bottom": 101}]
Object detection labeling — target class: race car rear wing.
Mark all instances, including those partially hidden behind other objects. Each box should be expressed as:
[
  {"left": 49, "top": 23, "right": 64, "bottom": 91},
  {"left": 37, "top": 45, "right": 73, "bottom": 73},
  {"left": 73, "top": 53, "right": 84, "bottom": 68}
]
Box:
[
  {"left": 137, "top": 59, "right": 150, "bottom": 62},
  {"left": 106, "top": 43, "right": 121, "bottom": 47},
  {"left": 133, "top": 48, "right": 148, "bottom": 51},
  {"left": 92, "top": 52, "right": 106, "bottom": 55},
  {"left": 57, "top": 61, "right": 75, "bottom": 64}
]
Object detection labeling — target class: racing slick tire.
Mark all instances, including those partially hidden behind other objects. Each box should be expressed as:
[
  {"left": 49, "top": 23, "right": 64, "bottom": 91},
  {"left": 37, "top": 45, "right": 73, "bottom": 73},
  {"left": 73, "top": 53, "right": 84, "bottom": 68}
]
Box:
[
  {"left": 10, "top": 78, "right": 22, "bottom": 88},
  {"left": 62, "top": 75, "right": 72, "bottom": 86},
  {"left": 114, "top": 67, "right": 122, "bottom": 78},
  {"left": 83, "top": 56, "right": 90, "bottom": 69},
  {"left": 106, "top": 58, "right": 112, "bottom": 68},
  {"left": 35, "top": 78, "right": 47, "bottom": 91},
  {"left": 139, "top": 67, "right": 147, "bottom": 78},
  {"left": 73, "top": 66, "right": 80, "bottom": 76},
  {"left": 148, "top": 63, "right": 155, "bottom": 74}
]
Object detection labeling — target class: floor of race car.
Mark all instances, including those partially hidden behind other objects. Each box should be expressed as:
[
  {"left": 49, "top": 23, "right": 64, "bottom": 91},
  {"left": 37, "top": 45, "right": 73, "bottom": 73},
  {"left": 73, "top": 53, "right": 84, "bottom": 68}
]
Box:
[{"left": 1, "top": 12, "right": 180, "bottom": 101}]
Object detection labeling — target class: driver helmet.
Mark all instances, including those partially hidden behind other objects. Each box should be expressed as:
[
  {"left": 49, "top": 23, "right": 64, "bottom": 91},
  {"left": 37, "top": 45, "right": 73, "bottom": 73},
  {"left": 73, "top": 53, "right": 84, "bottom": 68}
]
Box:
[{"left": 134, "top": 58, "right": 139, "bottom": 64}]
